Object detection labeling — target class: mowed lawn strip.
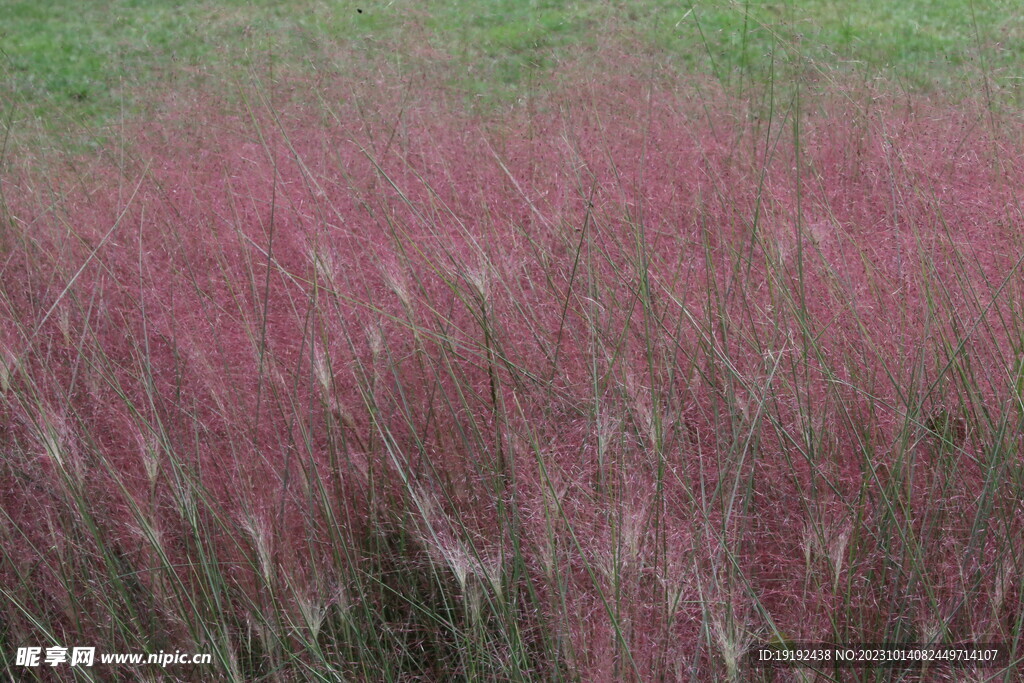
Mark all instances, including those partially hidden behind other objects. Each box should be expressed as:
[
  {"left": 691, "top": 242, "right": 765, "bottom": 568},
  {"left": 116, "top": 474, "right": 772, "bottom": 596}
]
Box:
[{"left": 2, "top": 0, "right": 1022, "bottom": 136}]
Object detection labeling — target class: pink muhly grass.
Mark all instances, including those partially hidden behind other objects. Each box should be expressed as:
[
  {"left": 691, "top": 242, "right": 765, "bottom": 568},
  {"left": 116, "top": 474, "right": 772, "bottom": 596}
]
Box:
[{"left": 1, "top": 66, "right": 1023, "bottom": 679}]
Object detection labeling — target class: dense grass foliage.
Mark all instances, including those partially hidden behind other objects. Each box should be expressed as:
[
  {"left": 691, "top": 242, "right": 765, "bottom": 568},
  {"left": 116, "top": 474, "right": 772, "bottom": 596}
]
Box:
[
  {"left": 4, "top": 1, "right": 1024, "bottom": 680},
  {"left": 2, "top": 56, "right": 1024, "bottom": 678}
]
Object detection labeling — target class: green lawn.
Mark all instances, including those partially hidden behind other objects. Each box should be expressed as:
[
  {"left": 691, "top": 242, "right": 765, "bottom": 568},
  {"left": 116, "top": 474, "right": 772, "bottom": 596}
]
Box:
[{"left": 2, "top": 0, "right": 1022, "bottom": 136}]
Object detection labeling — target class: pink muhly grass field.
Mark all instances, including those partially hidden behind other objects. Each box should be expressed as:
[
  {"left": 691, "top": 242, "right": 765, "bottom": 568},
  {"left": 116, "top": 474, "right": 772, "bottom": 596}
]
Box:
[{"left": 2, "top": 70, "right": 1024, "bottom": 679}]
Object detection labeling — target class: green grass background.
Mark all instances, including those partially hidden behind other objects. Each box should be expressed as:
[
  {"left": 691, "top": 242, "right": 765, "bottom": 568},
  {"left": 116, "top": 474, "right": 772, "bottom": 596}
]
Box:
[{"left": 3, "top": 0, "right": 1023, "bottom": 134}]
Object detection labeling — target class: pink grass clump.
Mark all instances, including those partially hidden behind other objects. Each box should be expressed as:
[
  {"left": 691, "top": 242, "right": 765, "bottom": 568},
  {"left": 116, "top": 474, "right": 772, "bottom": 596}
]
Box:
[{"left": 2, "top": 68, "right": 1024, "bottom": 679}]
